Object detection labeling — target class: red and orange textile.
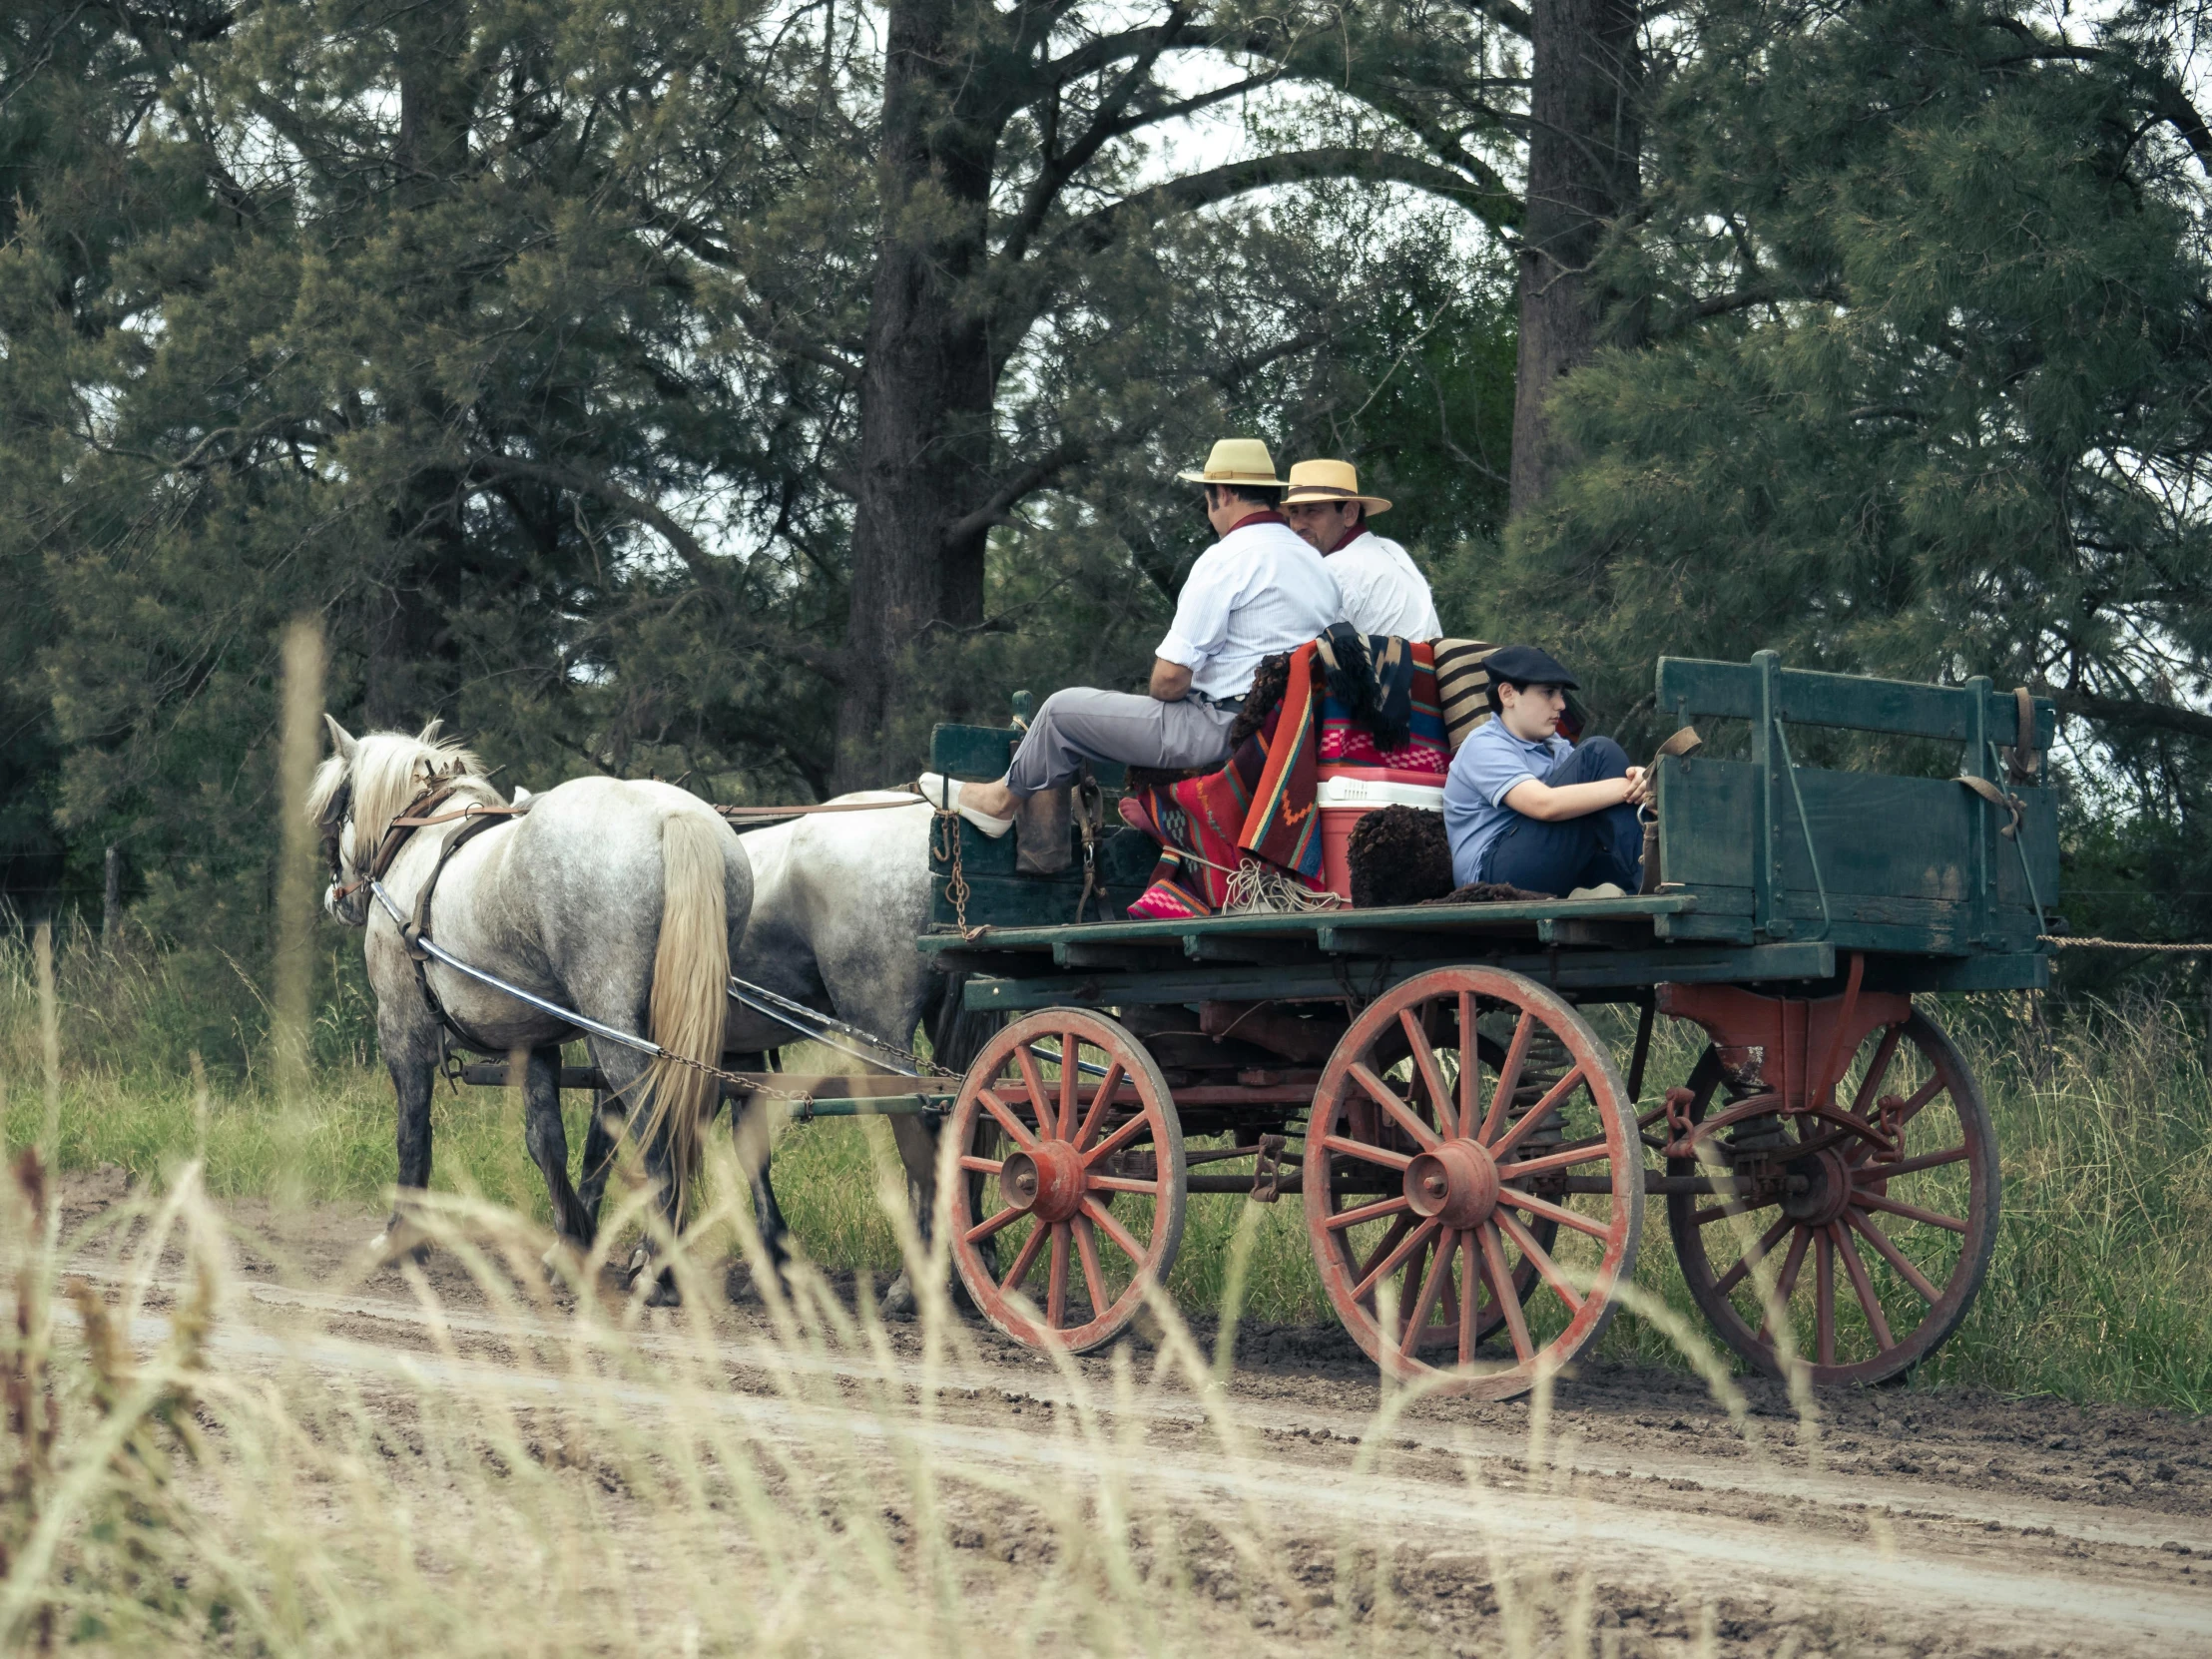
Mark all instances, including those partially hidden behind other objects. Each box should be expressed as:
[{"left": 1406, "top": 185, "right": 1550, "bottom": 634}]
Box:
[{"left": 1123, "top": 640, "right": 1444, "bottom": 919}]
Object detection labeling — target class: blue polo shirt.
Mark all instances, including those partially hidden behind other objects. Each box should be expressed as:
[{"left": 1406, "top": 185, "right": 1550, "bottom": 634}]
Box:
[{"left": 1443, "top": 720, "right": 1572, "bottom": 885}]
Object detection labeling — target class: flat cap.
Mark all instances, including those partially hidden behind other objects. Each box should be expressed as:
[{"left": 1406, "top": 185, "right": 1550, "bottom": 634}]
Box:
[{"left": 1482, "top": 645, "right": 1579, "bottom": 689}]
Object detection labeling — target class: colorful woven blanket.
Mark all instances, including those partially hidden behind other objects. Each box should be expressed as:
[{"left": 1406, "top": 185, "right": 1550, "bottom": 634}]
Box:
[{"left": 1124, "top": 638, "right": 1444, "bottom": 919}]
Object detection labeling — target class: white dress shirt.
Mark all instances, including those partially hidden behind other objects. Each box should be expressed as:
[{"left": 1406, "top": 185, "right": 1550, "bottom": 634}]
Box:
[
  {"left": 1329, "top": 529, "right": 1442, "bottom": 640},
  {"left": 1156, "top": 515, "right": 1341, "bottom": 700}
]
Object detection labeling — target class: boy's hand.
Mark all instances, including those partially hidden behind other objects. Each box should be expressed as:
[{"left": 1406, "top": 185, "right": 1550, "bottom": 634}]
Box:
[{"left": 1623, "top": 766, "right": 1652, "bottom": 807}]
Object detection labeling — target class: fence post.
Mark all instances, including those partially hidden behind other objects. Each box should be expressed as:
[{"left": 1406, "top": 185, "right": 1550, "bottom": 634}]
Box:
[{"left": 102, "top": 844, "right": 121, "bottom": 951}]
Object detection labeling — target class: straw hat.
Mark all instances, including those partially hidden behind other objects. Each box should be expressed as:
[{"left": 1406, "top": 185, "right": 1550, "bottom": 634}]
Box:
[
  {"left": 1176, "top": 437, "right": 1286, "bottom": 487},
  {"left": 1283, "top": 458, "right": 1392, "bottom": 515}
]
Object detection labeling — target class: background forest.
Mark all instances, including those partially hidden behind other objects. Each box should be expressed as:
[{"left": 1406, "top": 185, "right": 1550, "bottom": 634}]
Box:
[{"left": 4, "top": 0, "right": 2212, "bottom": 1067}]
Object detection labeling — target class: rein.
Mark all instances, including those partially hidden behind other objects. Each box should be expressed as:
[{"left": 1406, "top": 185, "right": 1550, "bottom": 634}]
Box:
[{"left": 327, "top": 784, "right": 524, "bottom": 902}]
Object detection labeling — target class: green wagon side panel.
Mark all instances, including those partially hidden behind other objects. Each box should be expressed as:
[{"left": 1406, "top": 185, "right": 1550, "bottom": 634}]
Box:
[
  {"left": 1655, "top": 657, "right": 2058, "bottom": 749},
  {"left": 926, "top": 719, "right": 1153, "bottom": 926},
  {"left": 1657, "top": 756, "right": 2057, "bottom": 951}
]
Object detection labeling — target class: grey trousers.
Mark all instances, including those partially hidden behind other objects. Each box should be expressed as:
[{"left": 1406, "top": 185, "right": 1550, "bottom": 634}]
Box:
[{"left": 1005, "top": 688, "right": 1240, "bottom": 796}]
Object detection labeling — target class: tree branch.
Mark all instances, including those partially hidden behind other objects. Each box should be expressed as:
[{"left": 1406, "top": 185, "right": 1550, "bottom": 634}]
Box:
[
  {"left": 2052, "top": 687, "right": 2212, "bottom": 742},
  {"left": 472, "top": 454, "right": 848, "bottom": 681},
  {"left": 1054, "top": 145, "right": 1516, "bottom": 263}
]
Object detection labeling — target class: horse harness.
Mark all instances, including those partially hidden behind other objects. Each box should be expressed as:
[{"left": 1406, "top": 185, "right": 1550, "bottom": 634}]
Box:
[{"left": 331, "top": 782, "right": 530, "bottom": 1058}]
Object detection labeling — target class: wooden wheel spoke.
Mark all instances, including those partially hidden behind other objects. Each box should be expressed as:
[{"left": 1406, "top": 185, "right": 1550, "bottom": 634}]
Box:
[
  {"left": 1046, "top": 1221, "right": 1071, "bottom": 1328},
  {"left": 1399, "top": 1009, "right": 1456, "bottom": 1137},
  {"left": 1712, "top": 1216, "right": 1793, "bottom": 1298},
  {"left": 1856, "top": 1191, "right": 1967, "bottom": 1235},
  {"left": 1455, "top": 991, "right": 1477, "bottom": 1137},
  {"left": 1351, "top": 1063, "right": 1441, "bottom": 1151},
  {"left": 1480, "top": 1010, "right": 1535, "bottom": 1142},
  {"left": 1758, "top": 1227, "right": 1812, "bottom": 1343},
  {"left": 1497, "top": 1137, "right": 1616, "bottom": 1180},
  {"left": 1862, "top": 1144, "right": 1968, "bottom": 1180},
  {"left": 1354, "top": 1217, "right": 1438, "bottom": 1303},
  {"left": 1692, "top": 1193, "right": 1780, "bottom": 1227},
  {"left": 1355, "top": 1213, "right": 1413, "bottom": 1283},
  {"left": 956, "top": 1154, "right": 1004, "bottom": 1175},
  {"left": 1072, "top": 1061, "right": 1125, "bottom": 1151},
  {"left": 1326, "top": 1194, "right": 1411, "bottom": 1234},
  {"left": 1478, "top": 1224, "right": 1535, "bottom": 1363},
  {"left": 1073, "top": 1214, "right": 1110, "bottom": 1317},
  {"left": 1488, "top": 1067, "right": 1587, "bottom": 1161},
  {"left": 1814, "top": 1228, "right": 1837, "bottom": 1368},
  {"left": 1000, "top": 1222, "right": 1048, "bottom": 1295},
  {"left": 1499, "top": 1186, "right": 1615, "bottom": 1241},
  {"left": 1849, "top": 1024, "right": 1905, "bottom": 1120},
  {"left": 1457, "top": 1231, "right": 1479, "bottom": 1366},
  {"left": 1834, "top": 1224, "right": 1895, "bottom": 1351},
  {"left": 976, "top": 1087, "right": 1039, "bottom": 1152},
  {"left": 1494, "top": 1209, "right": 1584, "bottom": 1316},
  {"left": 1845, "top": 1210, "right": 1941, "bottom": 1304},
  {"left": 1894, "top": 1071, "right": 1947, "bottom": 1130},
  {"left": 1086, "top": 1173, "right": 1162, "bottom": 1196},
  {"left": 1398, "top": 1229, "right": 1456, "bottom": 1358},
  {"left": 1057, "top": 1036, "right": 1080, "bottom": 1139},
  {"left": 1082, "top": 1113, "right": 1152, "bottom": 1167},
  {"left": 1011, "top": 1043, "right": 1052, "bottom": 1128},
  {"left": 964, "top": 1205, "right": 1024, "bottom": 1246},
  {"left": 1081, "top": 1196, "right": 1148, "bottom": 1267},
  {"left": 1321, "top": 1133, "right": 1413, "bottom": 1172}
]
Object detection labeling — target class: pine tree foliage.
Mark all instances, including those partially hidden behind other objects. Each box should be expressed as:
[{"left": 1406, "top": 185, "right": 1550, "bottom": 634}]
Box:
[
  {"left": 0, "top": 0, "right": 1519, "bottom": 1032},
  {"left": 1498, "top": 0, "right": 2212, "bottom": 788}
]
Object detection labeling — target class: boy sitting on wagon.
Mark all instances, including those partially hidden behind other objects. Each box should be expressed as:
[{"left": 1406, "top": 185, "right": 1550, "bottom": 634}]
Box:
[{"left": 1441, "top": 645, "right": 1651, "bottom": 896}]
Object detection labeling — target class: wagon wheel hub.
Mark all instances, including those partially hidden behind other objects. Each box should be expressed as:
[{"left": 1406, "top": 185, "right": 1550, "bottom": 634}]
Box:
[
  {"left": 1780, "top": 1145, "right": 1856, "bottom": 1228},
  {"left": 1402, "top": 1139, "right": 1501, "bottom": 1231},
  {"left": 999, "top": 1139, "right": 1087, "bottom": 1224}
]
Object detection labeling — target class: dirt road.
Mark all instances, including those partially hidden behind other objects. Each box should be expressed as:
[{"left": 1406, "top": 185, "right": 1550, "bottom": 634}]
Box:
[{"left": 64, "top": 1175, "right": 2212, "bottom": 1656}]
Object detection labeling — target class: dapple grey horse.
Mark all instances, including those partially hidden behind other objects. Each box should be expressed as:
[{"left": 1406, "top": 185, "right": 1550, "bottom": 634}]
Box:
[
  {"left": 310, "top": 719, "right": 750, "bottom": 1304},
  {"left": 721, "top": 792, "right": 998, "bottom": 1312}
]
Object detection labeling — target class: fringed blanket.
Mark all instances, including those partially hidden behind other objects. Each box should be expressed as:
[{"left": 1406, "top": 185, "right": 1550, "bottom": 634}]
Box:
[{"left": 1123, "top": 638, "right": 1445, "bottom": 919}]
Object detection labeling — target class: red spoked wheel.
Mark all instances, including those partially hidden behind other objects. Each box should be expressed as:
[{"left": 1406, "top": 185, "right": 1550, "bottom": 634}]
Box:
[
  {"left": 1667, "top": 1012, "right": 1998, "bottom": 1385},
  {"left": 945, "top": 1009, "right": 1187, "bottom": 1353},
  {"left": 1304, "top": 967, "right": 1643, "bottom": 1399}
]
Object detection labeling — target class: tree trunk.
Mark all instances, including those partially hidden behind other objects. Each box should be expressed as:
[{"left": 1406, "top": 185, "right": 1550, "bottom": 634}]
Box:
[
  {"left": 833, "top": 0, "right": 1000, "bottom": 791},
  {"left": 1508, "top": 0, "right": 1642, "bottom": 516},
  {"left": 362, "top": 0, "right": 480, "bottom": 733}
]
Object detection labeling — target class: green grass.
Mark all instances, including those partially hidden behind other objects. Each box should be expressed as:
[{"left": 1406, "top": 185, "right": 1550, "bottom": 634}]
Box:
[{"left": 6, "top": 918, "right": 2208, "bottom": 1410}]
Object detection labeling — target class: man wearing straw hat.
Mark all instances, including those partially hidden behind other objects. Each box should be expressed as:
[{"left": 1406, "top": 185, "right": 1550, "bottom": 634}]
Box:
[
  {"left": 1282, "top": 458, "right": 1441, "bottom": 640},
  {"left": 920, "top": 438, "right": 1339, "bottom": 833}
]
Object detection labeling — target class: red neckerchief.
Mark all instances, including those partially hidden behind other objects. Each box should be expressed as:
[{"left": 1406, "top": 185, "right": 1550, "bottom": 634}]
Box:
[
  {"left": 1329, "top": 522, "right": 1367, "bottom": 554},
  {"left": 1226, "top": 509, "right": 1288, "bottom": 531}
]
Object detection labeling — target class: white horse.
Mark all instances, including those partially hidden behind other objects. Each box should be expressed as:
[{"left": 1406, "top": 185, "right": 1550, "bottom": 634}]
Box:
[
  {"left": 309, "top": 718, "right": 750, "bottom": 1304},
  {"left": 724, "top": 794, "right": 998, "bottom": 1312}
]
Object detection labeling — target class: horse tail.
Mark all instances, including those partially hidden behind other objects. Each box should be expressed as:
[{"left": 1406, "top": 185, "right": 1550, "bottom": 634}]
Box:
[{"left": 639, "top": 809, "right": 732, "bottom": 1213}]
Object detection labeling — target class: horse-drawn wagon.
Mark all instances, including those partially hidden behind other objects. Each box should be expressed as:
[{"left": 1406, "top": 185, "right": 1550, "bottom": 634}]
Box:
[
  {"left": 906, "top": 650, "right": 2055, "bottom": 1398},
  {"left": 415, "top": 648, "right": 2052, "bottom": 1397}
]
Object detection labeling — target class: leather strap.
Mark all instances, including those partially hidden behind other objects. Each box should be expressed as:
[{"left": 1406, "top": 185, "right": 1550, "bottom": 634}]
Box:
[
  {"left": 1637, "top": 726, "right": 1704, "bottom": 895},
  {"left": 1956, "top": 774, "right": 2026, "bottom": 840},
  {"left": 403, "top": 807, "right": 521, "bottom": 1055}
]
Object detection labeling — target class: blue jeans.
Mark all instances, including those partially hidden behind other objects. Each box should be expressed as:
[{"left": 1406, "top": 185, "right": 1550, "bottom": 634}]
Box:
[{"left": 1478, "top": 737, "right": 1644, "bottom": 895}]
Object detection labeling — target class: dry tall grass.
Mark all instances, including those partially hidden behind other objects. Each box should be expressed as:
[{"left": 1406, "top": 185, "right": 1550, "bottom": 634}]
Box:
[{"left": 5, "top": 909, "right": 2209, "bottom": 1411}]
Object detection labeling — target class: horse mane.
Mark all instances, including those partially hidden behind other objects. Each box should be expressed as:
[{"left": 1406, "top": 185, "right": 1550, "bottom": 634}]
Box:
[{"left": 307, "top": 720, "right": 501, "bottom": 853}]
